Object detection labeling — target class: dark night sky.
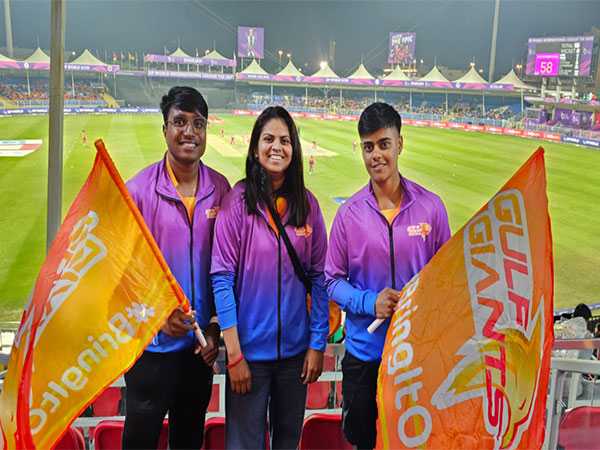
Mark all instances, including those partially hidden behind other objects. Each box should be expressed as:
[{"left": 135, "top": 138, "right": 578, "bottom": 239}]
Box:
[{"left": 1, "top": 0, "right": 599, "bottom": 79}]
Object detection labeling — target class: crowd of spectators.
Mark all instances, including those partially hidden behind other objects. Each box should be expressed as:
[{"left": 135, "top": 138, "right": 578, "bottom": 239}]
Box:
[
  {"left": 0, "top": 79, "right": 108, "bottom": 106},
  {"left": 239, "top": 92, "right": 520, "bottom": 122}
]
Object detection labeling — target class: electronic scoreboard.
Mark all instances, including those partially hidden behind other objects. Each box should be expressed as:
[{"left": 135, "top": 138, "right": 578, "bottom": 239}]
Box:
[{"left": 525, "top": 36, "right": 594, "bottom": 77}]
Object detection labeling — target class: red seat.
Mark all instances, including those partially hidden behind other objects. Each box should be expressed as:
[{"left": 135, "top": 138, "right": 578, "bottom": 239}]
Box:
[
  {"left": 93, "top": 420, "right": 168, "bottom": 450},
  {"left": 559, "top": 406, "right": 600, "bottom": 450},
  {"left": 53, "top": 427, "right": 85, "bottom": 450},
  {"left": 93, "top": 387, "right": 122, "bottom": 416},
  {"left": 335, "top": 382, "right": 343, "bottom": 408},
  {"left": 306, "top": 354, "right": 337, "bottom": 409},
  {"left": 93, "top": 421, "right": 124, "bottom": 450},
  {"left": 306, "top": 382, "right": 330, "bottom": 409},
  {"left": 208, "top": 383, "right": 220, "bottom": 412},
  {"left": 204, "top": 417, "right": 225, "bottom": 450},
  {"left": 323, "top": 354, "right": 336, "bottom": 371},
  {"left": 202, "top": 417, "right": 271, "bottom": 449},
  {"left": 299, "top": 413, "right": 352, "bottom": 450}
]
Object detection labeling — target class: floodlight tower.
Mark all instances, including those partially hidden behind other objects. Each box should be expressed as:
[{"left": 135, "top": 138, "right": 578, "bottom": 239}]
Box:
[
  {"left": 3, "top": 0, "right": 14, "bottom": 57},
  {"left": 488, "top": 0, "right": 500, "bottom": 82}
]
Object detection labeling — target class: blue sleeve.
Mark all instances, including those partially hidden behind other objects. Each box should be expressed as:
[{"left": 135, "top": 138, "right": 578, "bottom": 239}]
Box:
[
  {"left": 211, "top": 271, "right": 237, "bottom": 330},
  {"left": 324, "top": 210, "right": 378, "bottom": 317},
  {"left": 307, "top": 202, "right": 329, "bottom": 351},
  {"left": 327, "top": 278, "right": 378, "bottom": 318}
]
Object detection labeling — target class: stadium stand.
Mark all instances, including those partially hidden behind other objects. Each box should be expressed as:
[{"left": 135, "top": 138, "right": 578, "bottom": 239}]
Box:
[
  {"left": 115, "top": 77, "right": 234, "bottom": 108},
  {"left": 236, "top": 91, "right": 523, "bottom": 124},
  {"left": 0, "top": 77, "right": 109, "bottom": 107}
]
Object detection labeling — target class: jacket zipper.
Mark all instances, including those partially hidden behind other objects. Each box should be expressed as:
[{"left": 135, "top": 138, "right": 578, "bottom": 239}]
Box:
[
  {"left": 187, "top": 208, "right": 195, "bottom": 311},
  {"left": 387, "top": 223, "right": 396, "bottom": 290},
  {"left": 277, "top": 235, "right": 282, "bottom": 360}
]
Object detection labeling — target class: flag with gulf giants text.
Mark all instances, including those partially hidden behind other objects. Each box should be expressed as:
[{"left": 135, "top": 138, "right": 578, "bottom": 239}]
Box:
[
  {"left": 0, "top": 140, "right": 187, "bottom": 450},
  {"left": 376, "top": 148, "right": 553, "bottom": 450}
]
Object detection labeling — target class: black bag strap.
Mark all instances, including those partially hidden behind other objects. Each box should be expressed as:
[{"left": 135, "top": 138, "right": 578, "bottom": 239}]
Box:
[{"left": 265, "top": 199, "right": 312, "bottom": 294}]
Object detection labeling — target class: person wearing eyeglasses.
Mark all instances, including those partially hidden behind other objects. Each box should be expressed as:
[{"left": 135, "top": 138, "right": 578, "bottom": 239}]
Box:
[{"left": 122, "top": 86, "right": 231, "bottom": 450}]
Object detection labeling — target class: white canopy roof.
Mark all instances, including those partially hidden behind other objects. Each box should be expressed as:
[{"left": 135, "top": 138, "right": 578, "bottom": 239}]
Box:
[
  {"left": 0, "top": 53, "right": 16, "bottom": 62},
  {"left": 204, "top": 49, "right": 232, "bottom": 61},
  {"left": 419, "top": 65, "right": 450, "bottom": 83},
  {"left": 348, "top": 63, "right": 375, "bottom": 80},
  {"left": 170, "top": 47, "right": 191, "bottom": 58},
  {"left": 240, "top": 59, "right": 269, "bottom": 75},
  {"left": 454, "top": 66, "right": 488, "bottom": 83},
  {"left": 70, "top": 49, "right": 109, "bottom": 66},
  {"left": 310, "top": 62, "right": 339, "bottom": 78},
  {"left": 277, "top": 60, "right": 303, "bottom": 77},
  {"left": 24, "top": 47, "right": 50, "bottom": 64},
  {"left": 384, "top": 66, "right": 411, "bottom": 81},
  {"left": 495, "top": 69, "right": 536, "bottom": 91}
]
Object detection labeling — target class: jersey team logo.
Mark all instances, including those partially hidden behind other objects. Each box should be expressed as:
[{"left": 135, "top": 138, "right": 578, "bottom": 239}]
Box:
[
  {"left": 295, "top": 224, "right": 313, "bottom": 237},
  {"left": 407, "top": 222, "right": 431, "bottom": 240},
  {"left": 205, "top": 207, "right": 220, "bottom": 219},
  {"left": 431, "top": 190, "right": 543, "bottom": 450}
]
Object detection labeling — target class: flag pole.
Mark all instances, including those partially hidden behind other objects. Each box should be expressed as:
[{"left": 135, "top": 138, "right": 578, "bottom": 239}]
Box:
[{"left": 47, "top": 0, "right": 65, "bottom": 252}]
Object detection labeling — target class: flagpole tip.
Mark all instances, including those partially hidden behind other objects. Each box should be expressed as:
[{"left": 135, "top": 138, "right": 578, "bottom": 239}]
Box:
[{"left": 94, "top": 139, "right": 106, "bottom": 153}]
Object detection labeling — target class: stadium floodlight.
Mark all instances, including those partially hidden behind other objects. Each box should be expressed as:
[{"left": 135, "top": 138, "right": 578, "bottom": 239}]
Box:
[{"left": 320, "top": 61, "right": 327, "bottom": 69}]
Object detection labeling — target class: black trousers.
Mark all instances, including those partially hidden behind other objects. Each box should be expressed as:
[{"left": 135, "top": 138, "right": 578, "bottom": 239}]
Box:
[
  {"left": 122, "top": 349, "right": 213, "bottom": 450},
  {"left": 341, "top": 352, "right": 381, "bottom": 450}
]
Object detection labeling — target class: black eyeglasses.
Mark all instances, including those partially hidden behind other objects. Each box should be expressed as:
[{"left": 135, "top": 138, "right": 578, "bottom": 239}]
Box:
[{"left": 166, "top": 117, "right": 207, "bottom": 132}]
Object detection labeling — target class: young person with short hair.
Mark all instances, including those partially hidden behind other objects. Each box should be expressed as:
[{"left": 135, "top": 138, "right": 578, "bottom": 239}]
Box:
[{"left": 325, "top": 102, "right": 451, "bottom": 450}]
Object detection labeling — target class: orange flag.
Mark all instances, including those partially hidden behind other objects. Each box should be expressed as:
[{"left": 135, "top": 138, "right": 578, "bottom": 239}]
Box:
[
  {"left": 376, "top": 148, "right": 553, "bottom": 450},
  {"left": 0, "top": 140, "right": 187, "bottom": 450}
]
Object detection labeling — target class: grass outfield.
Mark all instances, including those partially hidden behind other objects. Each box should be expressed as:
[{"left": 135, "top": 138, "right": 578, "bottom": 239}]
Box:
[{"left": 0, "top": 113, "right": 598, "bottom": 320}]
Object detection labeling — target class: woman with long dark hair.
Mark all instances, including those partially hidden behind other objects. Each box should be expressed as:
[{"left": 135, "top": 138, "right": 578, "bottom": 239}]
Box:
[{"left": 211, "top": 106, "right": 329, "bottom": 449}]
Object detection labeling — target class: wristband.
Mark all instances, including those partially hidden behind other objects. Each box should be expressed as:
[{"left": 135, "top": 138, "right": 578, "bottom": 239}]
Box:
[{"left": 227, "top": 354, "right": 244, "bottom": 369}]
